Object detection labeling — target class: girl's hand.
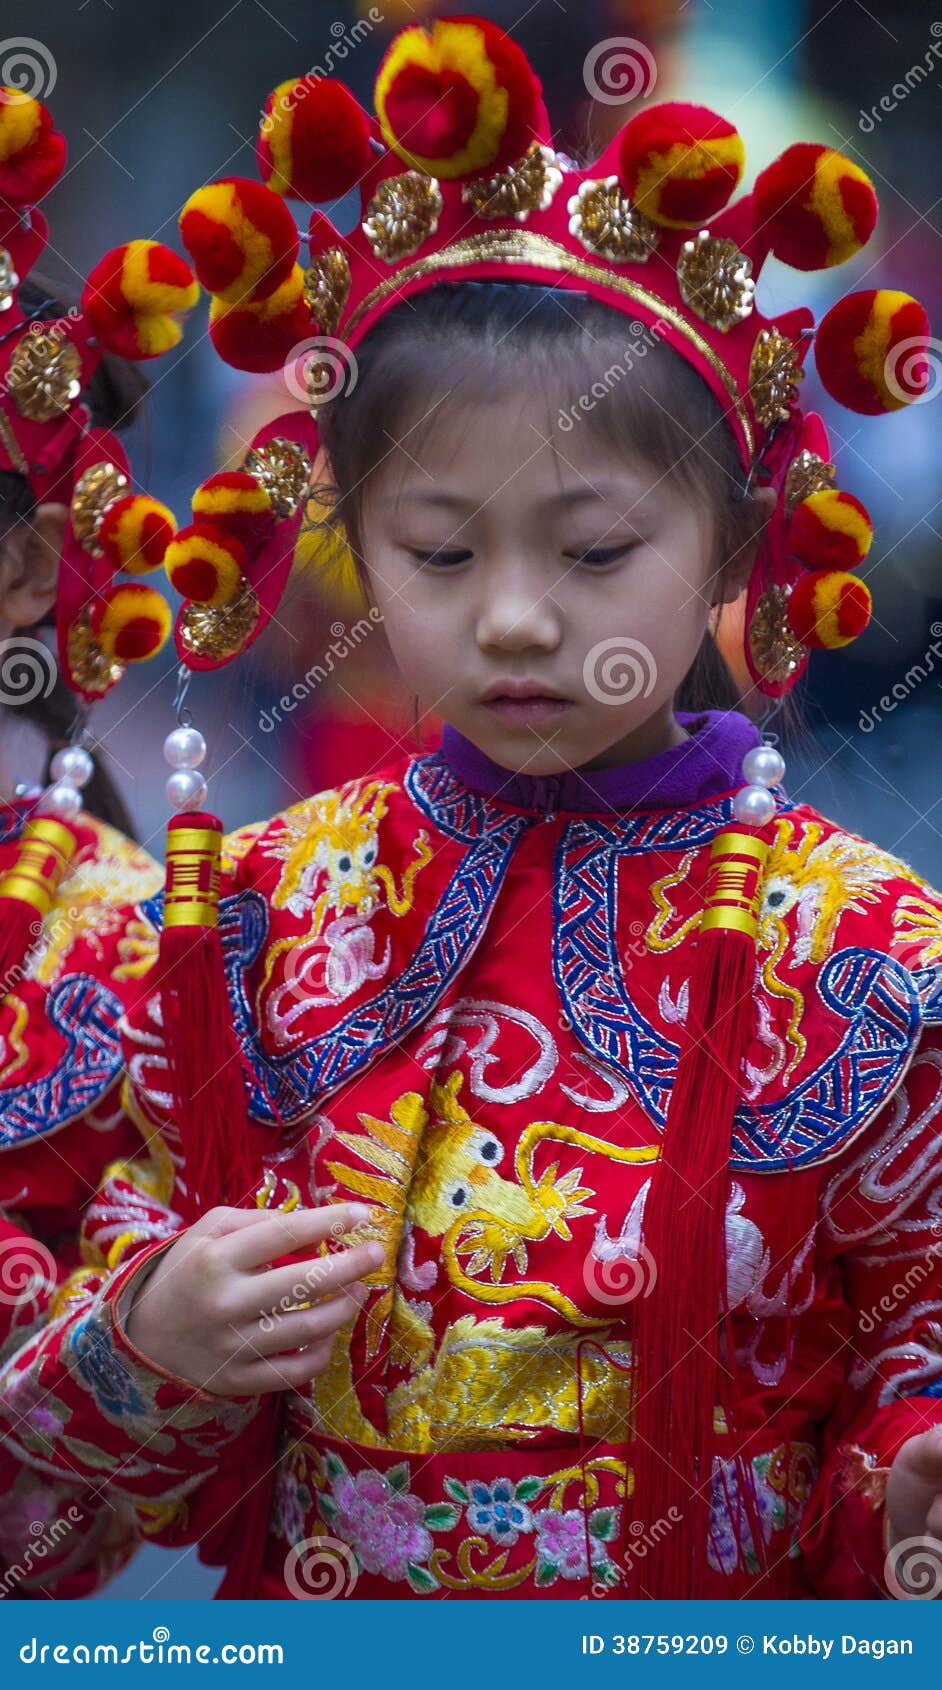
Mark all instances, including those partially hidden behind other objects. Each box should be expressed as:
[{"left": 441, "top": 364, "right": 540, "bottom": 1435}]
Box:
[
  {"left": 886, "top": 1427, "right": 942, "bottom": 1579},
  {"left": 123, "top": 1202, "right": 383, "bottom": 1398}
]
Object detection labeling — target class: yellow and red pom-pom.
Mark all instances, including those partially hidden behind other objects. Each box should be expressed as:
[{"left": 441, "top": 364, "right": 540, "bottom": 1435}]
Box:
[
  {"left": 164, "top": 523, "right": 245, "bottom": 606},
  {"left": 97, "top": 495, "right": 176, "bottom": 575},
  {"left": 179, "top": 178, "right": 299, "bottom": 307},
  {"left": 257, "top": 77, "right": 372, "bottom": 201},
  {"left": 789, "top": 488, "right": 872, "bottom": 571},
  {"left": 91, "top": 583, "right": 172, "bottom": 662},
  {"left": 375, "top": 15, "right": 541, "bottom": 180},
  {"left": 815, "top": 289, "right": 931, "bottom": 414},
  {"left": 192, "top": 471, "right": 273, "bottom": 543},
  {"left": 208, "top": 264, "right": 313, "bottom": 373},
  {"left": 0, "top": 88, "right": 66, "bottom": 204},
  {"left": 786, "top": 569, "right": 872, "bottom": 649},
  {"left": 753, "top": 144, "right": 878, "bottom": 270},
  {"left": 82, "top": 241, "right": 199, "bottom": 359},
  {"left": 617, "top": 102, "right": 744, "bottom": 228}
]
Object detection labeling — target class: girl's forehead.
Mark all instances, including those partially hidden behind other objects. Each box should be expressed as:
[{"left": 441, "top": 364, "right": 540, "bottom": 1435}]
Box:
[{"left": 369, "top": 397, "right": 666, "bottom": 512}]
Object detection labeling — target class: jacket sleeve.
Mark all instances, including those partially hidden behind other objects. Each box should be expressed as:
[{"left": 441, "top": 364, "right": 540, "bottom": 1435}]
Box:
[
  {"left": 0, "top": 1138, "right": 267, "bottom": 1561},
  {"left": 799, "top": 1022, "right": 942, "bottom": 1597},
  {"left": 0, "top": 818, "right": 285, "bottom": 1574}
]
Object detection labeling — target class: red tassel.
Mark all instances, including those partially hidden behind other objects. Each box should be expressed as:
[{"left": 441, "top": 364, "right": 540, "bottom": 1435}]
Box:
[
  {"left": 157, "top": 811, "right": 254, "bottom": 1219},
  {"left": 628, "top": 824, "right": 771, "bottom": 1597},
  {"left": 0, "top": 814, "right": 89, "bottom": 991}
]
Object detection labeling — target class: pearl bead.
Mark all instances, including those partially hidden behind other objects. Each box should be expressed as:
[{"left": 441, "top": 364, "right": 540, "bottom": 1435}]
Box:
[
  {"left": 742, "top": 744, "right": 786, "bottom": 789},
  {"left": 163, "top": 726, "right": 207, "bottom": 770},
  {"left": 50, "top": 745, "right": 94, "bottom": 788},
  {"left": 36, "top": 780, "right": 83, "bottom": 821},
  {"left": 165, "top": 769, "right": 208, "bottom": 811},
  {"left": 733, "top": 783, "right": 776, "bottom": 827}
]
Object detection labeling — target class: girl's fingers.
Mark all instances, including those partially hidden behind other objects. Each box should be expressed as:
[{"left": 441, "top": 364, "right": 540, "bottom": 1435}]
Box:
[
  {"left": 222, "top": 1202, "right": 373, "bottom": 1272},
  {"left": 232, "top": 1340, "right": 337, "bottom": 1397},
  {"left": 252, "top": 1239, "right": 383, "bottom": 1313},
  {"left": 244, "top": 1284, "right": 367, "bottom": 1357}
]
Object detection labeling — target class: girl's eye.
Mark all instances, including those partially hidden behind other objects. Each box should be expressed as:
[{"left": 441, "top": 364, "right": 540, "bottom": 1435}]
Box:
[
  {"left": 566, "top": 543, "right": 639, "bottom": 567},
  {"left": 408, "top": 548, "right": 473, "bottom": 568}
]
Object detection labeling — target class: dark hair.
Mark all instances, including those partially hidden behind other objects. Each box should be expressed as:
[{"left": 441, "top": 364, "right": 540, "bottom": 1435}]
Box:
[
  {"left": 0, "top": 275, "right": 149, "bottom": 838},
  {"left": 312, "top": 279, "right": 800, "bottom": 734}
]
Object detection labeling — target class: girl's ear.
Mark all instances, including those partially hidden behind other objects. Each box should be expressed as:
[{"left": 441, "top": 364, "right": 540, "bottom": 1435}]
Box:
[
  {"left": 0, "top": 502, "right": 68, "bottom": 629},
  {"left": 711, "top": 484, "right": 778, "bottom": 606}
]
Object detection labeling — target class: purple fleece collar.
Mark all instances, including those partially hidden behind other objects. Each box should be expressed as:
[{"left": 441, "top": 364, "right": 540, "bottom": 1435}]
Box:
[{"left": 437, "top": 710, "right": 763, "bottom": 814}]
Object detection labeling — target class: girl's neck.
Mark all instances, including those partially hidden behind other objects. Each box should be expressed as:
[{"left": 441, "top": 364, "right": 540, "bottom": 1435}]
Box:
[{"left": 438, "top": 708, "right": 763, "bottom": 815}]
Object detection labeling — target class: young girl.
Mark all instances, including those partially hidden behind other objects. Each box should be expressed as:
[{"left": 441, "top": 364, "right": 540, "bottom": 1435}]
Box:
[
  {"left": 3, "top": 20, "right": 942, "bottom": 1602},
  {"left": 0, "top": 88, "right": 199, "bottom": 1592}
]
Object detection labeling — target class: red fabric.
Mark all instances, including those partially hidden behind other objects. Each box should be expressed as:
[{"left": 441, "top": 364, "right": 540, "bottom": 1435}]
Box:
[{"left": 3, "top": 758, "right": 942, "bottom": 1598}]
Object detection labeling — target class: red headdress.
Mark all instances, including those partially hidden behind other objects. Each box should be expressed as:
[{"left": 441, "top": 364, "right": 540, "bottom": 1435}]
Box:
[
  {"left": 0, "top": 85, "right": 198, "bottom": 983},
  {"left": 158, "top": 16, "right": 931, "bottom": 1594}
]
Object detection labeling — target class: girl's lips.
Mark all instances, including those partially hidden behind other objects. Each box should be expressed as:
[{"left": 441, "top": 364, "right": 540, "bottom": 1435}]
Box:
[{"left": 482, "top": 696, "right": 574, "bottom": 726}]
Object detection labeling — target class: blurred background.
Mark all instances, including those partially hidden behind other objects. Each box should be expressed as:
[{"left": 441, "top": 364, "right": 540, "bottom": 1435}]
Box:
[{"left": 1, "top": 0, "right": 939, "bottom": 1596}]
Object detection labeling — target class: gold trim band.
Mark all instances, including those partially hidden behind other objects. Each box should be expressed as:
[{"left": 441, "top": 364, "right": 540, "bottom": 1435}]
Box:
[{"left": 341, "top": 230, "right": 753, "bottom": 455}]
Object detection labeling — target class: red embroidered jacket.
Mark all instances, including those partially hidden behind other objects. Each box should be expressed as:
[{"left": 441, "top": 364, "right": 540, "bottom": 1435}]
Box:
[
  {"left": 2, "top": 749, "right": 942, "bottom": 1600},
  {"left": 0, "top": 798, "right": 164, "bottom": 1597}
]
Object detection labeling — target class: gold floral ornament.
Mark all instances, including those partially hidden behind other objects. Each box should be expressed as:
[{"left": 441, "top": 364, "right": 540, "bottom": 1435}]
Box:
[
  {"left": 242, "top": 438, "right": 313, "bottom": 519},
  {"left": 0, "top": 247, "right": 18, "bottom": 312},
  {"left": 363, "top": 170, "right": 444, "bottom": 263},
  {"left": 677, "top": 231, "right": 756, "bottom": 332},
  {"left": 748, "top": 584, "right": 807, "bottom": 685},
  {"left": 784, "top": 447, "right": 836, "bottom": 517},
  {"left": 302, "top": 248, "right": 352, "bottom": 338},
  {"left": 66, "top": 606, "right": 126, "bottom": 697},
  {"left": 177, "top": 580, "right": 260, "bottom": 662},
  {"left": 70, "top": 461, "right": 130, "bottom": 554},
  {"left": 749, "top": 327, "right": 805, "bottom": 430},
  {"left": 567, "top": 178, "right": 661, "bottom": 264},
  {"left": 7, "top": 326, "right": 83, "bottom": 422},
  {"left": 462, "top": 142, "right": 563, "bottom": 222}
]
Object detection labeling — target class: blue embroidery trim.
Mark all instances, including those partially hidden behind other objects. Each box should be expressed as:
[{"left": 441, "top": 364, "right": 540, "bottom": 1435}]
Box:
[
  {"left": 139, "top": 756, "right": 939, "bottom": 1168},
  {"left": 0, "top": 975, "right": 124, "bottom": 1147},
  {"left": 207, "top": 818, "right": 529, "bottom": 1127},
  {"left": 553, "top": 817, "right": 928, "bottom": 1171}
]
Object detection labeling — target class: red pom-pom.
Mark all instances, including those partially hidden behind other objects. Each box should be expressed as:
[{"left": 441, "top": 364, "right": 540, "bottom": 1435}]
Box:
[
  {"left": 179, "top": 178, "right": 298, "bottom": 305},
  {"left": 82, "top": 241, "right": 199, "bottom": 359},
  {"left": 91, "top": 583, "right": 172, "bottom": 662},
  {"left": 753, "top": 144, "right": 878, "bottom": 270},
  {"left": 787, "top": 569, "right": 872, "bottom": 649},
  {"left": 97, "top": 495, "right": 176, "bottom": 575},
  {"left": 375, "top": 15, "right": 541, "bottom": 180},
  {"left": 617, "top": 102, "right": 744, "bottom": 228},
  {"left": 257, "top": 78, "right": 372, "bottom": 201},
  {"left": 164, "top": 522, "right": 245, "bottom": 605},
  {"left": 0, "top": 89, "right": 66, "bottom": 205},
  {"left": 192, "top": 471, "right": 273, "bottom": 544},
  {"left": 208, "top": 265, "right": 313, "bottom": 373},
  {"left": 815, "top": 289, "right": 931, "bottom": 414},
  {"left": 789, "top": 488, "right": 872, "bottom": 571}
]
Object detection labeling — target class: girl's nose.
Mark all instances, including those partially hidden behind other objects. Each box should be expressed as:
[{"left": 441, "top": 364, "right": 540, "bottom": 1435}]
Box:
[{"left": 475, "top": 565, "right": 561, "bottom": 653}]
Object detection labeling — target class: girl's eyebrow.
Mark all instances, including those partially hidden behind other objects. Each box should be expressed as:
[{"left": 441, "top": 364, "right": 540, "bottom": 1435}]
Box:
[{"left": 382, "top": 484, "right": 653, "bottom": 511}]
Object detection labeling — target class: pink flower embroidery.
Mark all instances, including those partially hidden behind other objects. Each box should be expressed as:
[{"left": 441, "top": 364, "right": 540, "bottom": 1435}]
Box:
[
  {"left": 330, "top": 1469, "right": 432, "bottom": 1580},
  {"left": 533, "top": 1507, "right": 607, "bottom": 1579}
]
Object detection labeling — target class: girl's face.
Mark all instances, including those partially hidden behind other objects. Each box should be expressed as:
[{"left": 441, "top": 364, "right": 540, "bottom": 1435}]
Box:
[{"left": 357, "top": 386, "right": 769, "bottom": 775}]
